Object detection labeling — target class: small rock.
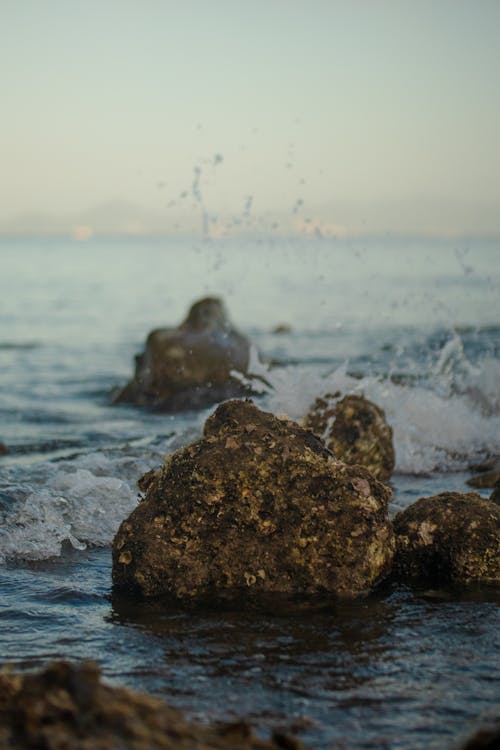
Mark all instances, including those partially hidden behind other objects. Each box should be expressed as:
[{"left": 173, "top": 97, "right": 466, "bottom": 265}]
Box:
[
  {"left": 304, "top": 393, "right": 395, "bottom": 481},
  {"left": 113, "top": 297, "right": 253, "bottom": 412},
  {"left": 467, "top": 468, "right": 500, "bottom": 489},
  {"left": 0, "top": 442, "right": 8, "bottom": 456},
  {"left": 271, "top": 324, "right": 292, "bottom": 335},
  {"left": 393, "top": 492, "right": 500, "bottom": 586}
]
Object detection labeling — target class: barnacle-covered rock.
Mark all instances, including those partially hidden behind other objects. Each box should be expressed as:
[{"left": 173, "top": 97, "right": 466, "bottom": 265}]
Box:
[
  {"left": 393, "top": 492, "right": 500, "bottom": 586},
  {"left": 304, "top": 393, "right": 395, "bottom": 481},
  {"left": 113, "top": 297, "right": 253, "bottom": 412},
  {"left": 0, "top": 661, "right": 293, "bottom": 750},
  {"left": 112, "top": 400, "right": 395, "bottom": 605}
]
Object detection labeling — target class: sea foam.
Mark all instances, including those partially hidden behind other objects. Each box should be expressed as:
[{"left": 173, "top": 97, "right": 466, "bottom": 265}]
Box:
[
  {"left": 0, "top": 468, "right": 138, "bottom": 562},
  {"left": 1, "top": 338, "right": 498, "bottom": 562},
  {"left": 254, "top": 341, "right": 500, "bottom": 475}
]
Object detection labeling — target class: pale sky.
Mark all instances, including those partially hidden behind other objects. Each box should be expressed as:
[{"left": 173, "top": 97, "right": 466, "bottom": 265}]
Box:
[{"left": 1, "top": 0, "right": 499, "bottom": 238}]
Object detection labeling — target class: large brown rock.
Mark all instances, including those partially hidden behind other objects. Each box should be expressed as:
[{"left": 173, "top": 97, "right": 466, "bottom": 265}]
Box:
[
  {"left": 113, "top": 297, "right": 253, "bottom": 412},
  {"left": 393, "top": 492, "right": 500, "bottom": 586},
  {"left": 112, "top": 400, "right": 395, "bottom": 605},
  {"left": 0, "top": 661, "right": 295, "bottom": 750},
  {"left": 304, "top": 393, "right": 395, "bottom": 481}
]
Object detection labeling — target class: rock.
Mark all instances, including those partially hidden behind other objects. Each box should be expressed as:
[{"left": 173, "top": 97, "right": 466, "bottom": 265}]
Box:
[
  {"left": 271, "top": 323, "right": 292, "bottom": 334},
  {"left": 393, "top": 492, "right": 500, "bottom": 586},
  {"left": 113, "top": 297, "right": 253, "bottom": 412},
  {"left": 457, "top": 722, "right": 500, "bottom": 749},
  {"left": 0, "top": 442, "right": 8, "bottom": 456},
  {"left": 490, "top": 478, "right": 500, "bottom": 505},
  {"left": 304, "top": 393, "right": 395, "bottom": 481},
  {"left": 467, "top": 468, "right": 500, "bottom": 489},
  {"left": 112, "top": 399, "right": 395, "bottom": 605},
  {"left": 0, "top": 660, "right": 294, "bottom": 750}
]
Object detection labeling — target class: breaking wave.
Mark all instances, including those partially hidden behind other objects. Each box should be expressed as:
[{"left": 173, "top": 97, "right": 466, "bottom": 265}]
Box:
[{"left": 1, "top": 335, "right": 499, "bottom": 563}]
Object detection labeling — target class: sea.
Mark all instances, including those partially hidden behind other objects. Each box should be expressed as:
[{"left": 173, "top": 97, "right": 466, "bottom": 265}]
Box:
[{"left": 0, "top": 235, "right": 499, "bottom": 749}]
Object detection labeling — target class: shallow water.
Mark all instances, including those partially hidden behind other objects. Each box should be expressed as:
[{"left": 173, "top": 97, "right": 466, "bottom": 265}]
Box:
[{"left": 0, "top": 235, "right": 499, "bottom": 748}]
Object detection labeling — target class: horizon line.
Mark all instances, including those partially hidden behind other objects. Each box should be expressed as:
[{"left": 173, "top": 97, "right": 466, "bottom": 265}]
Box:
[{"left": 1, "top": 228, "right": 499, "bottom": 242}]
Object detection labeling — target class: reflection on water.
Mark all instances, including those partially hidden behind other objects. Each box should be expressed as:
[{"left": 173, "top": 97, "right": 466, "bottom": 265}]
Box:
[{"left": 1, "top": 548, "right": 498, "bottom": 749}]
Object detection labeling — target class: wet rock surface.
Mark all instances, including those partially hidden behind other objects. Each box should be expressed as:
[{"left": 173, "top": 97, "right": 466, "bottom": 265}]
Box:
[
  {"left": 0, "top": 442, "right": 8, "bottom": 456},
  {"left": 113, "top": 297, "right": 253, "bottom": 412},
  {"left": 304, "top": 393, "right": 395, "bottom": 481},
  {"left": 393, "top": 492, "right": 500, "bottom": 586},
  {"left": 112, "top": 400, "right": 395, "bottom": 605},
  {"left": 0, "top": 661, "right": 295, "bottom": 750}
]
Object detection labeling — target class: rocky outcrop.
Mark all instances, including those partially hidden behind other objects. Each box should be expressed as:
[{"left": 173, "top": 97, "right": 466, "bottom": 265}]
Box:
[
  {"left": 112, "top": 400, "right": 395, "bottom": 605},
  {"left": 113, "top": 297, "right": 253, "bottom": 412},
  {"left": 304, "top": 393, "right": 395, "bottom": 481},
  {"left": 0, "top": 661, "right": 296, "bottom": 750},
  {"left": 393, "top": 492, "right": 500, "bottom": 586}
]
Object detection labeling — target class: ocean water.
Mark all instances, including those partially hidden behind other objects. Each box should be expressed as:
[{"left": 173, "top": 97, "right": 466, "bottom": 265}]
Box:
[{"left": 0, "top": 235, "right": 499, "bottom": 749}]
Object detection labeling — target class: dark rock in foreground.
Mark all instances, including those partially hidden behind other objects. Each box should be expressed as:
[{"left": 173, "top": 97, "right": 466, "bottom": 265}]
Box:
[
  {"left": 113, "top": 297, "right": 253, "bottom": 412},
  {"left": 0, "top": 661, "right": 295, "bottom": 749},
  {"left": 304, "top": 393, "right": 395, "bottom": 481},
  {"left": 113, "top": 400, "right": 395, "bottom": 605},
  {"left": 393, "top": 492, "right": 500, "bottom": 586}
]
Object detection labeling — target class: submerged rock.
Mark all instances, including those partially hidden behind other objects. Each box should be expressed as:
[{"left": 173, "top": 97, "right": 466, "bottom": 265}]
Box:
[
  {"left": 304, "top": 393, "right": 395, "bottom": 481},
  {"left": 393, "top": 492, "right": 500, "bottom": 586},
  {"left": 0, "top": 660, "right": 293, "bottom": 750},
  {"left": 112, "top": 399, "right": 394, "bottom": 605},
  {"left": 113, "top": 297, "right": 253, "bottom": 412}
]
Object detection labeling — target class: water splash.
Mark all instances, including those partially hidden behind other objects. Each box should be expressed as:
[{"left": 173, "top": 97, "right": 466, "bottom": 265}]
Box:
[
  {"left": 0, "top": 462, "right": 141, "bottom": 563},
  {"left": 252, "top": 338, "right": 500, "bottom": 474}
]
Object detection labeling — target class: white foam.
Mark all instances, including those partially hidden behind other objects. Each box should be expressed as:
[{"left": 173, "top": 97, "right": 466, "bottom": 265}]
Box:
[
  {"left": 257, "top": 356, "right": 500, "bottom": 475},
  {"left": 0, "top": 465, "right": 139, "bottom": 563},
  {"left": 1, "top": 337, "right": 498, "bottom": 562}
]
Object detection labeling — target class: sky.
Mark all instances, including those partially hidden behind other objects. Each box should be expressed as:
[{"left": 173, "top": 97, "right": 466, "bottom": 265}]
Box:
[{"left": 1, "top": 0, "right": 499, "bottom": 239}]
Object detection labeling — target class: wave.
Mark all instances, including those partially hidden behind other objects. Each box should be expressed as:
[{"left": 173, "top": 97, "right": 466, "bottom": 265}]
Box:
[
  {"left": 1, "top": 336, "right": 498, "bottom": 564},
  {"left": 247, "top": 337, "right": 500, "bottom": 475},
  {"left": 0, "top": 449, "right": 166, "bottom": 564}
]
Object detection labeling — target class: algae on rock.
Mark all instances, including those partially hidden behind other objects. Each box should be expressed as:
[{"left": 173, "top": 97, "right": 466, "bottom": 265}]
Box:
[{"left": 113, "top": 399, "right": 395, "bottom": 605}]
